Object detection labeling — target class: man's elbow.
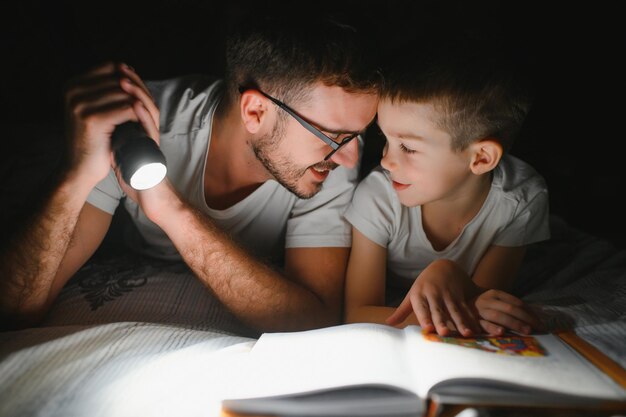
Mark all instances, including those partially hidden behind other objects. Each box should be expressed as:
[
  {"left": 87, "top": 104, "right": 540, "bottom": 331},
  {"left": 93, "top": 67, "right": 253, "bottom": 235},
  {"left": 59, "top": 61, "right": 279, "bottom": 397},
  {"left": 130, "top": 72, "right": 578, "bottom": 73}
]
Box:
[{"left": 0, "top": 292, "right": 49, "bottom": 331}]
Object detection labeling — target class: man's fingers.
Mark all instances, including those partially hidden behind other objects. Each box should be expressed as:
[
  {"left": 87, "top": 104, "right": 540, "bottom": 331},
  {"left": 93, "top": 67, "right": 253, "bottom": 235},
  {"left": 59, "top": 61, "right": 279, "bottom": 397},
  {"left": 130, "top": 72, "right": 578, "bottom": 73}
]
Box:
[
  {"left": 120, "top": 77, "right": 160, "bottom": 130},
  {"left": 78, "top": 101, "right": 139, "bottom": 138},
  {"left": 119, "top": 64, "right": 160, "bottom": 129},
  {"left": 65, "top": 75, "right": 122, "bottom": 107},
  {"left": 68, "top": 85, "right": 133, "bottom": 119},
  {"left": 134, "top": 103, "right": 160, "bottom": 144},
  {"left": 119, "top": 63, "right": 154, "bottom": 99}
]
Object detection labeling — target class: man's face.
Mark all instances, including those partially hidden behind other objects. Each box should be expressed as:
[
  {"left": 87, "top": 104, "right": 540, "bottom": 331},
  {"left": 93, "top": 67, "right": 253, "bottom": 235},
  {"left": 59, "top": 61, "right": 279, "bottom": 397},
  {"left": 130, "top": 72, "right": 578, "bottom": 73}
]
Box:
[{"left": 253, "top": 84, "right": 378, "bottom": 199}]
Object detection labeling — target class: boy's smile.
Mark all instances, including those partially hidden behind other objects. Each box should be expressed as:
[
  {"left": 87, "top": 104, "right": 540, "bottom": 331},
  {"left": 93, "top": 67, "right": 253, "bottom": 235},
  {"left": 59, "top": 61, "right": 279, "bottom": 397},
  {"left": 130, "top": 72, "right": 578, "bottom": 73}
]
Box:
[{"left": 391, "top": 179, "right": 411, "bottom": 191}]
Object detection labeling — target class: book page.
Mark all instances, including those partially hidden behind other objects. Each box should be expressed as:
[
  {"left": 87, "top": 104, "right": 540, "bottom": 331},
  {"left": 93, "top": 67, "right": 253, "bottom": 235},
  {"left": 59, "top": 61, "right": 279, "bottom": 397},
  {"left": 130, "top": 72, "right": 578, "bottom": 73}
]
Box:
[
  {"left": 224, "top": 323, "right": 418, "bottom": 400},
  {"left": 404, "top": 327, "right": 626, "bottom": 400}
]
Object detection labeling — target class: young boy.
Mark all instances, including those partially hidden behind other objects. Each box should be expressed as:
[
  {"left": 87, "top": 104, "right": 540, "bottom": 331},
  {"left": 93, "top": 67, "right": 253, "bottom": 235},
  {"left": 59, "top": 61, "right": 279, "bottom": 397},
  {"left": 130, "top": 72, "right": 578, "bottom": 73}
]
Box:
[{"left": 344, "top": 49, "right": 549, "bottom": 337}]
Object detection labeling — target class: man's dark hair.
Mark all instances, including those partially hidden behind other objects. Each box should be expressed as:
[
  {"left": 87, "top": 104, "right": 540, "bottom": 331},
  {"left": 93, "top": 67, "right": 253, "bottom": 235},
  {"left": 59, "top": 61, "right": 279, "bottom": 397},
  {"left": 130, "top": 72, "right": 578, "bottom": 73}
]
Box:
[{"left": 223, "top": 9, "right": 380, "bottom": 108}]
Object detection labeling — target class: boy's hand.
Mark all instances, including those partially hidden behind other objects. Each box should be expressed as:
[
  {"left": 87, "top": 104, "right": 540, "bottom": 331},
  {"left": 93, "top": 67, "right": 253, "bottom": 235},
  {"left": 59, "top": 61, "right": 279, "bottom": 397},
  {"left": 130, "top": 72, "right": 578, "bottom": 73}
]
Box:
[
  {"left": 385, "top": 259, "right": 482, "bottom": 337},
  {"left": 473, "top": 289, "right": 544, "bottom": 335}
]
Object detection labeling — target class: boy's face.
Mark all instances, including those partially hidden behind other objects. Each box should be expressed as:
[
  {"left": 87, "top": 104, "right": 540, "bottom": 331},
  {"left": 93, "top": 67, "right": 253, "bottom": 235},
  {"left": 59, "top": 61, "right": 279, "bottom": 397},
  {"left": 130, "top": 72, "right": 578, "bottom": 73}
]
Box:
[{"left": 378, "top": 99, "right": 474, "bottom": 208}]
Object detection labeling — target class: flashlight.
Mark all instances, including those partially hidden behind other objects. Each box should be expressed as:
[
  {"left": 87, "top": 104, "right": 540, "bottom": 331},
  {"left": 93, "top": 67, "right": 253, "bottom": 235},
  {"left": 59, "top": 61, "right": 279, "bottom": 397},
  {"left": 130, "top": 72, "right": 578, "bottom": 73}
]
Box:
[{"left": 111, "top": 121, "right": 167, "bottom": 190}]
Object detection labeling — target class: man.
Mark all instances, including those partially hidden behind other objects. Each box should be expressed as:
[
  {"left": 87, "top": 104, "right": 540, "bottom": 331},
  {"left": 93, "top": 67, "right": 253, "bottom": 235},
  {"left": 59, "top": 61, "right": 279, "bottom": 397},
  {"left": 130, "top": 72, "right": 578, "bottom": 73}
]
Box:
[{"left": 0, "top": 12, "right": 380, "bottom": 331}]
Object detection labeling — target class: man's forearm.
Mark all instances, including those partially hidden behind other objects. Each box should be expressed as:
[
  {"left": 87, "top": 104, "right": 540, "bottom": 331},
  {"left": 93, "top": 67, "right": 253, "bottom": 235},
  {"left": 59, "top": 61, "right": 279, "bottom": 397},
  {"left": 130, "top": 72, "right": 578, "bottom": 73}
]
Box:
[
  {"left": 155, "top": 198, "right": 335, "bottom": 332},
  {"left": 0, "top": 176, "right": 89, "bottom": 328}
]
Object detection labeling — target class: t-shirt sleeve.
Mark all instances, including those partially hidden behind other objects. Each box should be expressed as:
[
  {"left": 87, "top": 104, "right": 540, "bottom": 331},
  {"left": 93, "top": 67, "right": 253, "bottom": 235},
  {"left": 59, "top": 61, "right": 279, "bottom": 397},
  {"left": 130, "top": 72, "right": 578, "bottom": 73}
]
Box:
[
  {"left": 494, "top": 188, "right": 550, "bottom": 247},
  {"left": 285, "top": 162, "right": 358, "bottom": 248},
  {"left": 343, "top": 168, "right": 395, "bottom": 248},
  {"left": 85, "top": 169, "right": 124, "bottom": 215}
]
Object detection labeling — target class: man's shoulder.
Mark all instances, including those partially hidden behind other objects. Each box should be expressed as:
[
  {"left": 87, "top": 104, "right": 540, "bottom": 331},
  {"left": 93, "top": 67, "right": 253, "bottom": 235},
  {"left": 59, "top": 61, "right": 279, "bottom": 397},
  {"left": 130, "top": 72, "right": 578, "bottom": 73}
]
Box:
[
  {"left": 146, "top": 74, "right": 221, "bottom": 99},
  {"left": 146, "top": 75, "right": 223, "bottom": 133}
]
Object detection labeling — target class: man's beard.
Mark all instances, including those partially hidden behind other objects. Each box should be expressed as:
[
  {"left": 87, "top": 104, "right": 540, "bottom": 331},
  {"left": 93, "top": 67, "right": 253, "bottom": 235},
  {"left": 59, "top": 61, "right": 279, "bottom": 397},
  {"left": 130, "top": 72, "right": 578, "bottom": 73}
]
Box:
[{"left": 252, "top": 119, "right": 337, "bottom": 199}]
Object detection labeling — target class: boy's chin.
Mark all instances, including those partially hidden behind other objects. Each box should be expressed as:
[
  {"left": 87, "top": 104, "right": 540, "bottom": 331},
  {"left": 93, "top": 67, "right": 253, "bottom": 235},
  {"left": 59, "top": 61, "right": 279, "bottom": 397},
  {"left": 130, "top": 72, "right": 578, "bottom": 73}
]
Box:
[{"left": 396, "top": 194, "right": 421, "bottom": 208}]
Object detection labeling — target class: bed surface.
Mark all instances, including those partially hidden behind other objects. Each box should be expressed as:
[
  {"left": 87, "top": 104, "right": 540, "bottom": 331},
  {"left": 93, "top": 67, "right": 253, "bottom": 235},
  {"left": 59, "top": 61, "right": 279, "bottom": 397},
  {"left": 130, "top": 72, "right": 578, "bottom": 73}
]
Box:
[{"left": 1, "top": 215, "right": 625, "bottom": 417}]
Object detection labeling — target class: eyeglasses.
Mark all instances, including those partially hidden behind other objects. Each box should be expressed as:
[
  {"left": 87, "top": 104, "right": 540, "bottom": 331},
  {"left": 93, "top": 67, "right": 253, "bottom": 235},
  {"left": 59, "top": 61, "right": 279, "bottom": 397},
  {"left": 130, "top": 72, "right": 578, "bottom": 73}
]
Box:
[{"left": 239, "top": 87, "right": 361, "bottom": 160}]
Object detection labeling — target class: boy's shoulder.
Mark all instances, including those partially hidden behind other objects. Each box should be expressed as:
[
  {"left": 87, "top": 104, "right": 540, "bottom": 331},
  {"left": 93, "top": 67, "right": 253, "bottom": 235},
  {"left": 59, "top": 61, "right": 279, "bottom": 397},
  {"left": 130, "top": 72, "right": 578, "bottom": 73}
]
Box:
[
  {"left": 494, "top": 155, "right": 548, "bottom": 206},
  {"left": 353, "top": 165, "right": 399, "bottom": 205}
]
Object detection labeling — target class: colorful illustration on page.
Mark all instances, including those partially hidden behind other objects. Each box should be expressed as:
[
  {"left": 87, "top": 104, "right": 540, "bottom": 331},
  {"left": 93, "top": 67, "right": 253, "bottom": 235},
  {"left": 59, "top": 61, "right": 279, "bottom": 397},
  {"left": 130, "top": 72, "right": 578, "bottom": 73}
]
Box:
[{"left": 422, "top": 331, "right": 547, "bottom": 356}]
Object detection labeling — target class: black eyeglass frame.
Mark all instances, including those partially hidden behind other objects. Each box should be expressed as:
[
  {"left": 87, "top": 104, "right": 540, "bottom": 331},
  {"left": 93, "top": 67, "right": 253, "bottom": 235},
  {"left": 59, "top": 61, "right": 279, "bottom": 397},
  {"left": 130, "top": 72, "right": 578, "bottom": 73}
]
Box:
[{"left": 239, "top": 87, "right": 361, "bottom": 160}]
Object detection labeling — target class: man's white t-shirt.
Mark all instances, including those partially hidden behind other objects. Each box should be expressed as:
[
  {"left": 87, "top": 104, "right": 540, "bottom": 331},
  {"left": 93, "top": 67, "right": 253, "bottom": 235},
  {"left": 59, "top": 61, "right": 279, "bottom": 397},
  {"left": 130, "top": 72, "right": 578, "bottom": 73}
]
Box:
[
  {"left": 344, "top": 155, "right": 550, "bottom": 289},
  {"left": 87, "top": 75, "right": 359, "bottom": 263}
]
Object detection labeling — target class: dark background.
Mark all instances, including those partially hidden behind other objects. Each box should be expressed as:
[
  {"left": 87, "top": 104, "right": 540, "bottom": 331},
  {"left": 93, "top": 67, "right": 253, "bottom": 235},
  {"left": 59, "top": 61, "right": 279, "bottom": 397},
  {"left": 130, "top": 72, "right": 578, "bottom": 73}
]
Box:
[{"left": 1, "top": 0, "right": 625, "bottom": 249}]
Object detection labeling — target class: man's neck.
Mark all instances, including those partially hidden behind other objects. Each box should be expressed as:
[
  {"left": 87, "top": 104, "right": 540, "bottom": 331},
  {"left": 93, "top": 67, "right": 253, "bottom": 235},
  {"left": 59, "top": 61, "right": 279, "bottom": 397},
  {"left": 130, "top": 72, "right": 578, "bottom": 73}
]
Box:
[{"left": 203, "top": 103, "right": 271, "bottom": 210}]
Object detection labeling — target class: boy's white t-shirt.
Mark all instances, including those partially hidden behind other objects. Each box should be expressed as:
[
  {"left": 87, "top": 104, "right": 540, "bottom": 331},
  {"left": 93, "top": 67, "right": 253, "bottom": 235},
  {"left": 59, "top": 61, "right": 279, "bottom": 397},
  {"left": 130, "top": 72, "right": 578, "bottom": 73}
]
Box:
[
  {"left": 344, "top": 155, "right": 550, "bottom": 289},
  {"left": 87, "top": 75, "right": 359, "bottom": 263}
]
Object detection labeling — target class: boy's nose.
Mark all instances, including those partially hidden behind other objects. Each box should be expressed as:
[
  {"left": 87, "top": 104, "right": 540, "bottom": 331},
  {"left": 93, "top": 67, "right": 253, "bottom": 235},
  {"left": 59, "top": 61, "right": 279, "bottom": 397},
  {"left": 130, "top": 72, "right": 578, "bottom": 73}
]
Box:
[{"left": 380, "top": 143, "right": 395, "bottom": 171}]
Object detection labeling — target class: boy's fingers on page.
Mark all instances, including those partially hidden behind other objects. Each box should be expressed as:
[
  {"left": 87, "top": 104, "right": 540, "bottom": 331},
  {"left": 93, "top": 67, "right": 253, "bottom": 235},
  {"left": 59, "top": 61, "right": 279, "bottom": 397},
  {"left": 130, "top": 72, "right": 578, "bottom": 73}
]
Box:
[
  {"left": 481, "top": 308, "right": 531, "bottom": 335},
  {"left": 487, "top": 299, "right": 539, "bottom": 330},
  {"left": 479, "top": 319, "right": 505, "bottom": 336},
  {"left": 385, "top": 296, "right": 412, "bottom": 326},
  {"left": 459, "top": 299, "right": 483, "bottom": 334},
  {"left": 443, "top": 297, "right": 474, "bottom": 337},
  {"left": 426, "top": 295, "right": 450, "bottom": 336},
  {"left": 412, "top": 294, "right": 434, "bottom": 332}
]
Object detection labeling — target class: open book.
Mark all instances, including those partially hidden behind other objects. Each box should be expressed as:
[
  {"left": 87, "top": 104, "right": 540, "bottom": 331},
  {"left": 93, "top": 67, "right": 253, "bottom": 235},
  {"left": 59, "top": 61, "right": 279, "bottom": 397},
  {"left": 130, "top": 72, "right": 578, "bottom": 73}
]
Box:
[{"left": 222, "top": 323, "right": 626, "bottom": 416}]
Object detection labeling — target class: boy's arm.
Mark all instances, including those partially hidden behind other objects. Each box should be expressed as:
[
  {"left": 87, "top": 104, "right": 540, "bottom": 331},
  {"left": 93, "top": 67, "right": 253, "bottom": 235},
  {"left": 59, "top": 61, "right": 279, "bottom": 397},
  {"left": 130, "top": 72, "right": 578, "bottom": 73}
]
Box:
[
  {"left": 471, "top": 245, "right": 543, "bottom": 334},
  {"left": 344, "top": 228, "right": 417, "bottom": 326},
  {"left": 283, "top": 246, "right": 350, "bottom": 328},
  {"left": 471, "top": 244, "right": 526, "bottom": 291}
]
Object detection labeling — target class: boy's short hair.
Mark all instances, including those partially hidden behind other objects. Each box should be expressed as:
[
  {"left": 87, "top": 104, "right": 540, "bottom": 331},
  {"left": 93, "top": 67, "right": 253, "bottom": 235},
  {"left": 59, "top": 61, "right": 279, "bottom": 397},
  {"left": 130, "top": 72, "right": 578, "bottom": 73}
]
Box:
[
  {"left": 381, "top": 44, "right": 534, "bottom": 152},
  {"left": 223, "top": 9, "right": 380, "bottom": 108}
]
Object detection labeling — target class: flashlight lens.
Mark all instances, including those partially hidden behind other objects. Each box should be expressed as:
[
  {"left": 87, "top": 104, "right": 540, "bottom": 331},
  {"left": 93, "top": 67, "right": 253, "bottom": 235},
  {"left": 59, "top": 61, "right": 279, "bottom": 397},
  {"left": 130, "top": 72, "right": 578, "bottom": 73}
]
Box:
[{"left": 129, "top": 162, "right": 167, "bottom": 190}]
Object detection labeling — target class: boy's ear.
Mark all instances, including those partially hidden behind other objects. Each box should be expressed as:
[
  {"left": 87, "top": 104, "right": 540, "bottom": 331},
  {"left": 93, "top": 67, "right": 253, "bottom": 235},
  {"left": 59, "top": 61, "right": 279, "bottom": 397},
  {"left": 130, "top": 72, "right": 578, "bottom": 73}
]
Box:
[
  {"left": 469, "top": 138, "right": 503, "bottom": 175},
  {"left": 240, "top": 90, "right": 270, "bottom": 134}
]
